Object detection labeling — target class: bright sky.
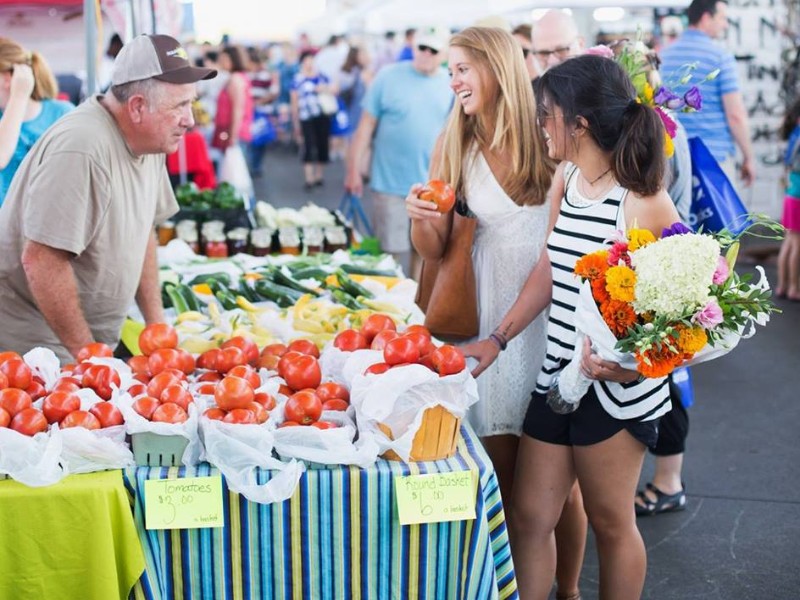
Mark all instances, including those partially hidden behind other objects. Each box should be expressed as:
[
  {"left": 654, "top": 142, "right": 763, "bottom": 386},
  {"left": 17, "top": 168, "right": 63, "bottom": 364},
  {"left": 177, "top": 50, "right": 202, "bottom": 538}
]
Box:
[{"left": 190, "top": 0, "right": 327, "bottom": 43}]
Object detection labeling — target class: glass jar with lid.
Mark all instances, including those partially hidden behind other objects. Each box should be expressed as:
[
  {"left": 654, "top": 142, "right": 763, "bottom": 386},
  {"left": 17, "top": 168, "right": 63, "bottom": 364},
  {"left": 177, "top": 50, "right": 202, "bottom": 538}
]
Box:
[
  {"left": 278, "top": 227, "right": 301, "bottom": 255},
  {"left": 302, "top": 226, "right": 324, "bottom": 255},
  {"left": 176, "top": 220, "right": 200, "bottom": 253},
  {"left": 157, "top": 220, "right": 176, "bottom": 246},
  {"left": 205, "top": 233, "right": 229, "bottom": 258},
  {"left": 324, "top": 226, "right": 349, "bottom": 253},
  {"left": 226, "top": 227, "right": 250, "bottom": 256},
  {"left": 250, "top": 228, "right": 274, "bottom": 257}
]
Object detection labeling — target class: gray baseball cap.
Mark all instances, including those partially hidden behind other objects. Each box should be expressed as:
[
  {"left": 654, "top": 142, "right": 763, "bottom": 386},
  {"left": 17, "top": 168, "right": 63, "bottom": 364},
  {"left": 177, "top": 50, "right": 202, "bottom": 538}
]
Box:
[{"left": 111, "top": 34, "right": 216, "bottom": 86}]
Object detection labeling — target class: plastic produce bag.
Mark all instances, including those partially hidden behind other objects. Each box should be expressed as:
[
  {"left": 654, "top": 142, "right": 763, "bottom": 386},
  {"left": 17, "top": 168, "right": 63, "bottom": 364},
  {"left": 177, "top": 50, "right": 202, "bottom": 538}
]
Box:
[
  {"left": 59, "top": 424, "right": 134, "bottom": 474},
  {"left": 0, "top": 427, "right": 65, "bottom": 487},
  {"left": 219, "top": 145, "right": 253, "bottom": 202}
]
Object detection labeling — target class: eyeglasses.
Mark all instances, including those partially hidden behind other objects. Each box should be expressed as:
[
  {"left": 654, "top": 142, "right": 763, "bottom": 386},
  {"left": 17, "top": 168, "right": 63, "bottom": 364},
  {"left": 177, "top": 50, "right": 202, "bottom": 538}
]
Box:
[
  {"left": 417, "top": 44, "right": 439, "bottom": 55},
  {"left": 521, "top": 48, "right": 531, "bottom": 59},
  {"left": 537, "top": 113, "right": 565, "bottom": 127},
  {"left": 532, "top": 43, "right": 575, "bottom": 61}
]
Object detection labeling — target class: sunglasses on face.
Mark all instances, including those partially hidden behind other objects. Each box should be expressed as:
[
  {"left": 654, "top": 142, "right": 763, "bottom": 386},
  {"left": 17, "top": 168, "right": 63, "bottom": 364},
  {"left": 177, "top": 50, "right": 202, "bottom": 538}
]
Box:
[{"left": 417, "top": 44, "right": 439, "bottom": 55}]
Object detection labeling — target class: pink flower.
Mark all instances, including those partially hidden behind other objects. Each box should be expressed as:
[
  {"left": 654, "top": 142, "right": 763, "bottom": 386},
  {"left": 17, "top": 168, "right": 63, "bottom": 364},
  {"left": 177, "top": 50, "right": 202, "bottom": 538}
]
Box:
[
  {"left": 712, "top": 255, "right": 730, "bottom": 285},
  {"left": 586, "top": 45, "right": 615, "bottom": 59},
  {"left": 692, "top": 300, "right": 724, "bottom": 329},
  {"left": 607, "top": 241, "right": 631, "bottom": 266}
]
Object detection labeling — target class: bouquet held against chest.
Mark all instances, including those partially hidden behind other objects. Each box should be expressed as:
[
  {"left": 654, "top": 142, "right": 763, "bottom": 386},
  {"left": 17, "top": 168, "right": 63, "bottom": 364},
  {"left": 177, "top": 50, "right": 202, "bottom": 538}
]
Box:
[{"left": 548, "top": 219, "right": 781, "bottom": 412}]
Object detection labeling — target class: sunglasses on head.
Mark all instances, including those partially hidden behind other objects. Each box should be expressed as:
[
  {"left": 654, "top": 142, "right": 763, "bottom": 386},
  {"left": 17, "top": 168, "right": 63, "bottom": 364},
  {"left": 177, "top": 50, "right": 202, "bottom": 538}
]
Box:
[{"left": 417, "top": 44, "right": 439, "bottom": 55}]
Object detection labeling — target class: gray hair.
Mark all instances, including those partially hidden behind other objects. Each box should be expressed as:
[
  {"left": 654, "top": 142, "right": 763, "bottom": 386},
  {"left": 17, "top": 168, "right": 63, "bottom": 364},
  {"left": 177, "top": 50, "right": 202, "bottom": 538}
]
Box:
[{"left": 109, "top": 77, "right": 165, "bottom": 110}]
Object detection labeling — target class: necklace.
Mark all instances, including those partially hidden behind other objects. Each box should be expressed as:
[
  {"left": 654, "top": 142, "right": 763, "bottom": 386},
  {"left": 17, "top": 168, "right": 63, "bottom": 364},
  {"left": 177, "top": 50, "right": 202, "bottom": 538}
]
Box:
[
  {"left": 577, "top": 167, "right": 614, "bottom": 202},
  {"left": 586, "top": 167, "right": 611, "bottom": 185}
]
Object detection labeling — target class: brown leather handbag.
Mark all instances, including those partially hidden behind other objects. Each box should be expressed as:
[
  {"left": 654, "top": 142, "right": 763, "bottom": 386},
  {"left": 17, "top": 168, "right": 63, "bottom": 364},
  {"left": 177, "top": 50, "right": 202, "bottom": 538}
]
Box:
[{"left": 415, "top": 201, "right": 479, "bottom": 341}]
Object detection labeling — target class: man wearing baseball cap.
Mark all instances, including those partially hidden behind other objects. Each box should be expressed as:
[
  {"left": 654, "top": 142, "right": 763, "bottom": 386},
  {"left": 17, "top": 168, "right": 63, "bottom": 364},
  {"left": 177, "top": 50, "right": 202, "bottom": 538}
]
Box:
[{"left": 0, "top": 34, "right": 216, "bottom": 361}]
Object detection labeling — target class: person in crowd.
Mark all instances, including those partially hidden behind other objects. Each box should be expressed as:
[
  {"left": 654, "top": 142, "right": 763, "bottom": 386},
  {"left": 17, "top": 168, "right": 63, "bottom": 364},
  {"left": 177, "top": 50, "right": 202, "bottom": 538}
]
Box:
[
  {"left": 660, "top": 0, "right": 755, "bottom": 186},
  {"left": 397, "top": 28, "right": 417, "bottom": 61},
  {"left": 530, "top": 9, "right": 585, "bottom": 75},
  {"left": 98, "top": 33, "right": 124, "bottom": 91},
  {"left": 315, "top": 34, "right": 349, "bottom": 82},
  {"left": 212, "top": 45, "right": 253, "bottom": 159},
  {"left": 336, "top": 45, "right": 373, "bottom": 159},
  {"left": 0, "top": 37, "right": 73, "bottom": 206},
  {"left": 509, "top": 55, "right": 680, "bottom": 600},
  {"left": 276, "top": 43, "right": 300, "bottom": 144},
  {"left": 247, "top": 46, "right": 280, "bottom": 177},
  {"left": 404, "top": 27, "right": 587, "bottom": 600},
  {"left": 373, "top": 30, "right": 398, "bottom": 72},
  {"left": 0, "top": 34, "right": 214, "bottom": 361},
  {"left": 776, "top": 98, "right": 800, "bottom": 301},
  {"left": 345, "top": 33, "right": 451, "bottom": 273},
  {"left": 659, "top": 15, "right": 685, "bottom": 50},
  {"left": 291, "top": 49, "right": 334, "bottom": 190},
  {"left": 512, "top": 23, "right": 539, "bottom": 82}
]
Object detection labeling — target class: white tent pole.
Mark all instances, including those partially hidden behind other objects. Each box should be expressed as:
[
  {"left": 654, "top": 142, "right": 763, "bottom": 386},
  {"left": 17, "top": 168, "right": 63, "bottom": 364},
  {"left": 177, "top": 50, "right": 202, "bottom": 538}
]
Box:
[{"left": 85, "top": 0, "right": 98, "bottom": 95}]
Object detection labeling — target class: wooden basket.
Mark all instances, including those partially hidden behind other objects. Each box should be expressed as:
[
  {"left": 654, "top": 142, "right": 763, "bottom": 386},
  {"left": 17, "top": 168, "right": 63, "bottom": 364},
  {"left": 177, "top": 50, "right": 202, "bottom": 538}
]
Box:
[{"left": 378, "top": 405, "right": 460, "bottom": 462}]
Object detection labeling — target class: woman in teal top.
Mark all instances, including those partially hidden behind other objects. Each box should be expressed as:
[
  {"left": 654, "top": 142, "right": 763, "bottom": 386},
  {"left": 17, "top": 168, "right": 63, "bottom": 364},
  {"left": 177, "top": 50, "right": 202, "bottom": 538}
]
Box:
[{"left": 0, "top": 37, "right": 73, "bottom": 205}]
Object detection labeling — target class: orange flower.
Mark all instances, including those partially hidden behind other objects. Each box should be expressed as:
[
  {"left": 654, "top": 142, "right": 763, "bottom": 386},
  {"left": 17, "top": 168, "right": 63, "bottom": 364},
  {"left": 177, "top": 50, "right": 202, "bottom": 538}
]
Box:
[
  {"left": 591, "top": 277, "right": 610, "bottom": 303},
  {"left": 635, "top": 344, "right": 683, "bottom": 378},
  {"left": 600, "top": 299, "right": 638, "bottom": 337},
  {"left": 675, "top": 324, "right": 708, "bottom": 357},
  {"left": 574, "top": 250, "right": 610, "bottom": 281}
]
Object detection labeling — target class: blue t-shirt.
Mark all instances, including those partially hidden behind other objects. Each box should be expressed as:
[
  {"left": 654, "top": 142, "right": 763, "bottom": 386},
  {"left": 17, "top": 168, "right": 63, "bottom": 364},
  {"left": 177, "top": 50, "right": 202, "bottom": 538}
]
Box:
[
  {"left": 362, "top": 62, "right": 452, "bottom": 196},
  {"left": 292, "top": 73, "right": 330, "bottom": 121},
  {"left": 660, "top": 29, "right": 740, "bottom": 163},
  {"left": 0, "top": 98, "right": 74, "bottom": 205}
]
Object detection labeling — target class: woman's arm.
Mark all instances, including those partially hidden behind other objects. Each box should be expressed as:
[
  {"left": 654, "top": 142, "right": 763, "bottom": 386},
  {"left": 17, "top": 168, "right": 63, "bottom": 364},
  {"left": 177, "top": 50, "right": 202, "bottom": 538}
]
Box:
[
  {"left": 408, "top": 134, "right": 451, "bottom": 260},
  {"left": 0, "top": 65, "right": 35, "bottom": 169},
  {"left": 227, "top": 73, "right": 247, "bottom": 146}
]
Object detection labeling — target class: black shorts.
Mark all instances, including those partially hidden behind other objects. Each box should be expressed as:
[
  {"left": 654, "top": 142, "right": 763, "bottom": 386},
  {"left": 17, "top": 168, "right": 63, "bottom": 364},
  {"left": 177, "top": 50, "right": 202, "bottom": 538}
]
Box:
[
  {"left": 523, "top": 386, "right": 659, "bottom": 450},
  {"left": 651, "top": 376, "right": 689, "bottom": 456}
]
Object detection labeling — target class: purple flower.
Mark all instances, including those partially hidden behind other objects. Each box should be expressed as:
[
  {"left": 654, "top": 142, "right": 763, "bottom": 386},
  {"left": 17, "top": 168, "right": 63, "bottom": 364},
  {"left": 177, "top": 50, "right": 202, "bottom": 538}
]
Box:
[
  {"left": 712, "top": 255, "right": 730, "bottom": 285},
  {"left": 692, "top": 300, "right": 724, "bottom": 329},
  {"left": 654, "top": 86, "right": 679, "bottom": 105},
  {"left": 684, "top": 86, "right": 702, "bottom": 110},
  {"left": 655, "top": 107, "right": 677, "bottom": 138},
  {"left": 661, "top": 222, "right": 692, "bottom": 238}
]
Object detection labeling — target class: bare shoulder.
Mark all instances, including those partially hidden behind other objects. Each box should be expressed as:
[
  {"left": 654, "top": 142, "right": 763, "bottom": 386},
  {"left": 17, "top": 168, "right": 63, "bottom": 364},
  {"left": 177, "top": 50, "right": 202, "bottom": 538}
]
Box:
[{"left": 625, "top": 188, "right": 681, "bottom": 235}]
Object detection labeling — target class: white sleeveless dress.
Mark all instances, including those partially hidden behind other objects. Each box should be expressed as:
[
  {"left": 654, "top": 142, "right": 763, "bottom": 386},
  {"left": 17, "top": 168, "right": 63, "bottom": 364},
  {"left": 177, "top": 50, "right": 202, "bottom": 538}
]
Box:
[{"left": 464, "top": 152, "right": 550, "bottom": 437}]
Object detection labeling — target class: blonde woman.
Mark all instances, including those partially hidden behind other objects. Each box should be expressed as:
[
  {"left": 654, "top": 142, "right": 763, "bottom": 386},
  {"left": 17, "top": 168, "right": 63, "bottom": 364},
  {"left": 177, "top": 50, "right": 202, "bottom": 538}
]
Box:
[
  {"left": 0, "top": 37, "right": 73, "bottom": 204},
  {"left": 405, "top": 27, "right": 586, "bottom": 599}
]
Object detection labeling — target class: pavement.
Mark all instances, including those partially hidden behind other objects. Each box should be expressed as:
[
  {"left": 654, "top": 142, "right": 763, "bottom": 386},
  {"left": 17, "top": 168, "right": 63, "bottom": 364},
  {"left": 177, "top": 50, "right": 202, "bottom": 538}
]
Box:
[{"left": 252, "top": 142, "right": 800, "bottom": 600}]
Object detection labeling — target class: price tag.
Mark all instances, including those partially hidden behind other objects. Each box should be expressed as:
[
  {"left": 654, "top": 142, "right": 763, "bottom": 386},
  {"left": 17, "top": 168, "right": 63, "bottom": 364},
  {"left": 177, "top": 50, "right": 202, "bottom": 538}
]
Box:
[
  {"left": 144, "top": 476, "right": 224, "bottom": 530},
  {"left": 395, "top": 470, "right": 477, "bottom": 525}
]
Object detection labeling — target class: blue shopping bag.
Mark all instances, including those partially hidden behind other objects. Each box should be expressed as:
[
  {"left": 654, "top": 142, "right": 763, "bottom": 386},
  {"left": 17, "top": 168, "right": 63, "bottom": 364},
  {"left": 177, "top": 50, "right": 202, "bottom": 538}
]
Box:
[
  {"left": 688, "top": 137, "right": 750, "bottom": 234},
  {"left": 330, "top": 99, "right": 350, "bottom": 136},
  {"left": 670, "top": 366, "right": 694, "bottom": 408},
  {"left": 250, "top": 109, "right": 277, "bottom": 147}
]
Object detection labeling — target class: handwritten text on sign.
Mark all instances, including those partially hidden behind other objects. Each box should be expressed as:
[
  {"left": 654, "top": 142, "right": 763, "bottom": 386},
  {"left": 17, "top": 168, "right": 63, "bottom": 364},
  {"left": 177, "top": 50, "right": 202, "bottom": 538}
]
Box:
[
  {"left": 395, "top": 470, "right": 477, "bottom": 525},
  {"left": 144, "top": 476, "right": 224, "bottom": 530}
]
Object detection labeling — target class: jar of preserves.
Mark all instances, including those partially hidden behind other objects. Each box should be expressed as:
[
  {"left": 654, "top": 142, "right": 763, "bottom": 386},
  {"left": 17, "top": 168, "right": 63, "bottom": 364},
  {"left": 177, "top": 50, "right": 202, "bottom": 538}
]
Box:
[
  {"left": 205, "top": 233, "right": 229, "bottom": 258},
  {"left": 157, "top": 220, "right": 176, "bottom": 246},
  {"left": 302, "top": 226, "right": 324, "bottom": 255},
  {"left": 278, "top": 227, "right": 301, "bottom": 255},
  {"left": 324, "top": 226, "right": 349, "bottom": 253},
  {"left": 176, "top": 220, "right": 200, "bottom": 253},
  {"left": 250, "top": 228, "right": 274, "bottom": 257},
  {"left": 226, "top": 227, "right": 250, "bottom": 256}
]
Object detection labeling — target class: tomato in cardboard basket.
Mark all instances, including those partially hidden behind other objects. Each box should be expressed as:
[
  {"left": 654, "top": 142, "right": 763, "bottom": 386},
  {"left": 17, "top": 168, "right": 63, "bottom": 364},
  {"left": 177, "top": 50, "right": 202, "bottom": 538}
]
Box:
[
  {"left": 25, "top": 380, "right": 46, "bottom": 401},
  {"left": 42, "top": 391, "right": 81, "bottom": 424},
  {"left": 0, "top": 372, "right": 7, "bottom": 390},
  {"left": 151, "top": 402, "right": 189, "bottom": 424},
  {"left": 132, "top": 396, "right": 161, "bottom": 420},
  {"left": 284, "top": 390, "right": 322, "bottom": 425},
  {"left": 370, "top": 329, "right": 399, "bottom": 351},
  {"left": 222, "top": 408, "right": 257, "bottom": 424},
  {"left": 253, "top": 392, "right": 277, "bottom": 411},
  {"left": 214, "top": 376, "right": 255, "bottom": 411},
  {"left": 333, "top": 329, "right": 369, "bottom": 352},
  {"left": 227, "top": 364, "right": 261, "bottom": 390},
  {"left": 146, "top": 371, "right": 183, "bottom": 400},
  {"left": 127, "top": 355, "right": 150, "bottom": 377},
  {"left": 61, "top": 409, "right": 102, "bottom": 431},
  {"left": 89, "top": 402, "right": 125, "bottom": 428},
  {"left": 281, "top": 354, "right": 321, "bottom": 392},
  {"left": 287, "top": 339, "right": 320, "bottom": 358},
  {"left": 204, "top": 407, "right": 227, "bottom": 421},
  {"left": 0, "top": 388, "right": 32, "bottom": 417},
  {"left": 322, "top": 398, "right": 349, "bottom": 412},
  {"left": 147, "top": 348, "right": 183, "bottom": 376},
  {"left": 418, "top": 179, "right": 456, "bottom": 213},
  {"left": 160, "top": 385, "right": 193, "bottom": 411},
  {"left": 138, "top": 323, "right": 178, "bottom": 357},
  {"left": 221, "top": 336, "right": 259, "bottom": 367},
  {"left": 383, "top": 337, "right": 420, "bottom": 366},
  {"left": 0, "top": 351, "right": 22, "bottom": 368},
  {"left": 215, "top": 346, "right": 248, "bottom": 374},
  {"left": 360, "top": 314, "right": 396, "bottom": 343},
  {"left": 0, "top": 358, "right": 32, "bottom": 390},
  {"left": 311, "top": 420, "right": 339, "bottom": 430},
  {"left": 196, "top": 348, "right": 221, "bottom": 371},
  {"left": 316, "top": 382, "right": 350, "bottom": 403},
  {"left": 364, "top": 362, "right": 391, "bottom": 376},
  {"left": 0, "top": 407, "right": 9, "bottom": 428},
  {"left": 246, "top": 402, "right": 269, "bottom": 424},
  {"left": 400, "top": 332, "right": 434, "bottom": 358},
  {"left": 279, "top": 420, "right": 301, "bottom": 428},
  {"left": 431, "top": 345, "right": 466, "bottom": 376},
  {"left": 10, "top": 407, "right": 48, "bottom": 436}
]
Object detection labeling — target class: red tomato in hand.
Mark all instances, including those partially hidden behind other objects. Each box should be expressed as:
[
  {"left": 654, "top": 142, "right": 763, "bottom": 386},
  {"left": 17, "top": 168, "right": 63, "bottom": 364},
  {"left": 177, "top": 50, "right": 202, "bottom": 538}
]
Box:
[
  {"left": 61, "top": 410, "right": 102, "bottom": 430},
  {"left": 160, "top": 385, "right": 193, "bottom": 411},
  {"left": 253, "top": 392, "right": 276, "bottom": 411},
  {"left": 221, "top": 336, "right": 259, "bottom": 366},
  {"left": 0, "top": 358, "right": 32, "bottom": 391},
  {"left": 284, "top": 390, "right": 322, "bottom": 425},
  {"left": 364, "top": 362, "right": 391, "bottom": 376},
  {"left": 214, "top": 376, "right": 255, "bottom": 411},
  {"left": 81, "top": 364, "right": 121, "bottom": 400},
  {"left": 42, "top": 391, "right": 81, "bottom": 424},
  {"left": 227, "top": 364, "right": 261, "bottom": 390},
  {"left": 431, "top": 345, "right": 467, "bottom": 376},
  {"left": 10, "top": 407, "right": 48, "bottom": 436},
  {"left": 287, "top": 339, "right": 320, "bottom": 358},
  {"left": 0, "top": 407, "right": 9, "bottom": 428},
  {"left": 281, "top": 354, "right": 322, "bottom": 391},
  {"left": 322, "top": 398, "right": 349, "bottom": 412},
  {"left": 132, "top": 396, "right": 161, "bottom": 420},
  {"left": 334, "top": 329, "right": 369, "bottom": 352},
  {"left": 151, "top": 402, "right": 189, "bottom": 424},
  {"left": 138, "top": 323, "right": 178, "bottom": 356},
  {"left": 223, "top": 408, "right": 257, "bottom": 424},
  {"left": 89, "top": 402, "right": 125, "bottom": 428},
  {"left": 383, "top": 337, "right": 420, "bottom": 366},
  {"left": 419, "top": 179, "right": 456, "bottom": 213},
  {"left": 76, "top": 342, "right": 114, "bottom": 363},
  {"left": 316, "top": 382, "right": 350, "bottom": 403},
  {"left": 0, "top": 388, "right": 33, "bottom": 417},
  {"left": 360, "top": 313, "right": 396, "bottom": 343}
]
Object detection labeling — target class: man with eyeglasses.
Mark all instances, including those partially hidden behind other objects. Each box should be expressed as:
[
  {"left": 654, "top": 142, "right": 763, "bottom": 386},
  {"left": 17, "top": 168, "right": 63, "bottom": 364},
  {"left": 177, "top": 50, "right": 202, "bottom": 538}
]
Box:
[
  {"left": 530, "top": 9, "right": 585, "bottom": 74},
  {"left": 345, "top": 33, "right": 451, "bottom": 273},
  {"left": 512, "top": 23, "right": 539, "bottom": 81}
]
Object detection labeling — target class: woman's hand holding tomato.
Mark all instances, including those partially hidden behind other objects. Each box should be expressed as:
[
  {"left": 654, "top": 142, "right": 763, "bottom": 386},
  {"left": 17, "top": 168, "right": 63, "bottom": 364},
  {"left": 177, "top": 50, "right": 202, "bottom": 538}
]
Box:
[
  {"left": 405, "top": 183, "right": 445, "bottom": 222},
  {"left": 418, "top": 179, "right": 456, "bottom": 213}
]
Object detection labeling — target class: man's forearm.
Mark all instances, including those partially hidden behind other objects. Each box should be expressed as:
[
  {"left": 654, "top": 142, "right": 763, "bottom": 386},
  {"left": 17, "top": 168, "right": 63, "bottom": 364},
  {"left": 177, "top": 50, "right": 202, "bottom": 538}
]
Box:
[
  {"left": 136, "top": 231, "right": 165, "bottom": 324},
  {"left": 723, "top": 93, "right": 755, "bottom": 161},
  {"left": 21, "top": 241, "right": 93, "bottom": 359}
]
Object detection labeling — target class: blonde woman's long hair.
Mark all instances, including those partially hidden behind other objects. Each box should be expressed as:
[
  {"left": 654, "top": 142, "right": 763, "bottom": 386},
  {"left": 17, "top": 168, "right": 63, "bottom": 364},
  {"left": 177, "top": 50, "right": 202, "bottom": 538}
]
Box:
[
  {"left": 0, "top": 37, "right": 58, "bottom": 101},
  {"left": 434, "top": 27, "right": 554, "bottom": 206}
]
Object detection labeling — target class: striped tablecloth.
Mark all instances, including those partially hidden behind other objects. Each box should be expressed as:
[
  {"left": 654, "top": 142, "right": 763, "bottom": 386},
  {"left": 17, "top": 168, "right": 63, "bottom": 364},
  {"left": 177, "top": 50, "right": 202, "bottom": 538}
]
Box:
[{"left": 125, "top": 425, "right": 518, "bottom": 600}]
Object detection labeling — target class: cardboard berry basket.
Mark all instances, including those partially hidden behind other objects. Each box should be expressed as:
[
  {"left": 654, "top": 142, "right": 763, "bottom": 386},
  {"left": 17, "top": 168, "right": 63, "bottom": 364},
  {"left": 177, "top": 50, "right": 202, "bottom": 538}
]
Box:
[{"left": 378, "top": 405, "right": 460, "bottom": 462}]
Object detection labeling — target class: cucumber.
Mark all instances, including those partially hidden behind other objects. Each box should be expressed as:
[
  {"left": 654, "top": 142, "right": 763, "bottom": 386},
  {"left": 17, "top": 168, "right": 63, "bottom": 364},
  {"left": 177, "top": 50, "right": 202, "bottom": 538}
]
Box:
[
  {"left": 186, "top": 272, "right": 232, "bottom": 287},
  {"left": 253, "top": 280, "right": 301, "bottom": 307},
  {"left": 269, "top": 267, "right": 321, "bottom": 296},
  {"left": 336, "top": 270, "right": 374, "bottom": 299},
  {"left": 340, "top": 264, "right": 398, "bottom": 278},
  {"left": 165, "top": 284, "right": 191, "bottom": 313},
  {"left": 175, "top": 284, "right": 201, "bottom": 312},
  {"left": 214, "top": 289, "right": 239, "bottom": 311},
  {"left": 331, "top": 288, "right": 366, "bottom": 310},
  {"left": 288, "top": 266, "right": 331, "bottom": 282}
]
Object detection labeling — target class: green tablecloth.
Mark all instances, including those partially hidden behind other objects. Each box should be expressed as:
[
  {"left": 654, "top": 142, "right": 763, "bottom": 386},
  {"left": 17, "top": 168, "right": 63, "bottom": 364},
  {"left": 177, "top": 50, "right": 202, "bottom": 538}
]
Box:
[{"left": 0, "top": 470, "right": 145, "bottom": 600}]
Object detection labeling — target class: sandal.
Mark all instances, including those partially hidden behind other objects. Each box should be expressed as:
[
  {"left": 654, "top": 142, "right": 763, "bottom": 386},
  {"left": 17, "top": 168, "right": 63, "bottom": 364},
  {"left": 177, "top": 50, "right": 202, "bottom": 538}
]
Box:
[
  {"left": 635, "top": 482, "right": 686, "bottom": 516},
  {"left": 556, "top": 593, "right": 582, "bottom": 600}
]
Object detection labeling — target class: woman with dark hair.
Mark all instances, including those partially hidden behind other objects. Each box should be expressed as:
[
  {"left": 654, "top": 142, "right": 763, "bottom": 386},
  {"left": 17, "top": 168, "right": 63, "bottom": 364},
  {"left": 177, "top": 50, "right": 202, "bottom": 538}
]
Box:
[
  {"left": 291, "top": 50, "right": 333, "bottom": 190},
  {"left": 508, "top": 54, "right": 679, "bottom": 600},
  {"left": 212, "top": 45, "right": 253, "bottom": 153}
]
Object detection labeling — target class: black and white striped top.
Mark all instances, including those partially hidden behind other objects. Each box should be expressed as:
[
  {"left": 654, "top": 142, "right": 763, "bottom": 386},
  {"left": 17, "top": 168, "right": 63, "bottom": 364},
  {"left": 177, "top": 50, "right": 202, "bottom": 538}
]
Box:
[{"left": 534, "top": 164, "right": 671, "bottom": 422}]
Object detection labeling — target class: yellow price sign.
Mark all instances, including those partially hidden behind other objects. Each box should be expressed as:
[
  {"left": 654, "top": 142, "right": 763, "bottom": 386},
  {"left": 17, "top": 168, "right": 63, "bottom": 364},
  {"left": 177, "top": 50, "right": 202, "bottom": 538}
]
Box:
[
  {"left": 144, "top": 476, "right": 224, "bottom": 530},
  {"left": 395, "top": 470, "right": 477, "bottom": 525}
]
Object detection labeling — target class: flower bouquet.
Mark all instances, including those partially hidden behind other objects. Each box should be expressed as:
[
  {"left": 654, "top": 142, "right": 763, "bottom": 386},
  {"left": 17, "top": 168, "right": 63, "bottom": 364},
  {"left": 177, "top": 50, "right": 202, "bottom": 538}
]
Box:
[{"left": 547, "top": 220, "right": 780, "bottom": 413}]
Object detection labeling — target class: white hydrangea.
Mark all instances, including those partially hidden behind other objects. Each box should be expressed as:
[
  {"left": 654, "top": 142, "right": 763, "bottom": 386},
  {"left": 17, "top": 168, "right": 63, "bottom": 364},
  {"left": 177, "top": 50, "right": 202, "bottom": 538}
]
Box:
[{"left": 630, "top": 234, "right": 721, "bottom": 319}]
